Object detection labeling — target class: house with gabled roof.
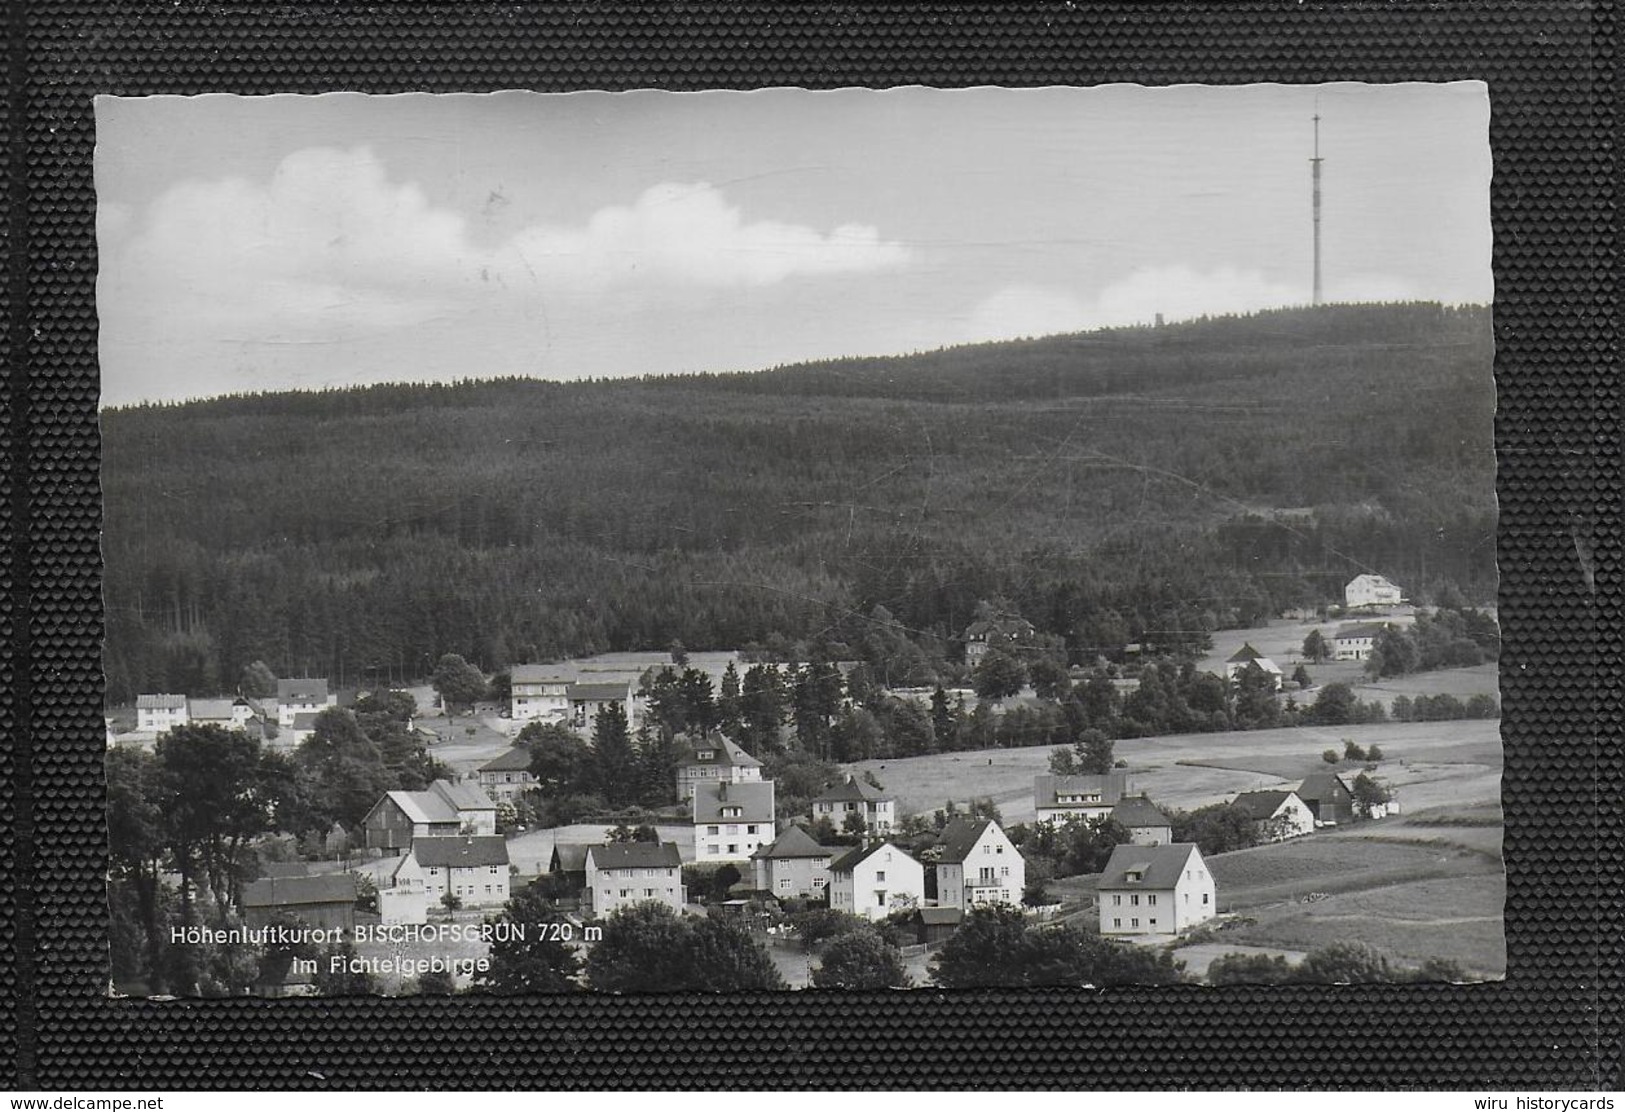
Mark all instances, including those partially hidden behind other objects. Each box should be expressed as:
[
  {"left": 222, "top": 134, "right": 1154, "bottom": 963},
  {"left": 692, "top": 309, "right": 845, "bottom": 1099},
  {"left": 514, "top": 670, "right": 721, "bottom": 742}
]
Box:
[
  {"left": 567, "top": 680, "right": 635, "bottom": 737},
  {"left": 276, "top": 677, "right": 336, "bottom": 728},
  {"left": 1230, "top": 789, "right": 1315, "bottom": 841},
  {"left": 1110, "top": 793, "right": 1174, "bottom": 846},
  {"left": 135, "top": 693, "right": 189, "bottom": 734},
  {"left": 1297, "top": 771, "right": 1356, "bottom": 826},
  {"left": 692, "top": 780, "right": 776, "bottom": 862},
  {"left": 1034, "top": 771, "right": 1129, "bottom": 825},
  {"left": 1097, "top": 842, "right": 1214, "bottom": 937},
  {"left": 1225, "top": 643, "right": 1284, "bottom": 690},
  {"left": 548, "top": 843, "right": 592, "bottom": 891},
  {"left": 964, "top": 614, "right": 1037, "bottom": 668},
  {"left": 189, "top": 697, "right": 253, "bottom": 732},
  {"left": 585, "top": 841, "right": 685, "bottom": 917},
  {"left": 477, "top": 744, "right": 537, "bottom": 802},
  {"left": 674, "top": 731, "right": 763, "bottom": 800},
  {"left": 828, "top": 841, "right": 925, "bottom": 921},
  {"left": 932, "top": 817, "right": 1024, "bottom": 910},
  {"left": 1333, "top": 622, "right": 1389, "bottom": 661},
  {"left": 751, "top": 825, "right": 837, "bottom": 899},
  {"left": 1345, "top": 573, "right": 1404, "bottom": 611},
  {"left": 362, "top": 778, "right": 498, "bottom": 853},
  {"left": 241, "top": 873, "right": 358, "bottom": 932},
  {"left": 509, "top": 664, "right": 573, "bottom": 722},
  {"left": 392, "top": 834, "right": 511, "bottom": 909},
  {"left": 811, "top": 774, "right": 896, "bottom": 835}
]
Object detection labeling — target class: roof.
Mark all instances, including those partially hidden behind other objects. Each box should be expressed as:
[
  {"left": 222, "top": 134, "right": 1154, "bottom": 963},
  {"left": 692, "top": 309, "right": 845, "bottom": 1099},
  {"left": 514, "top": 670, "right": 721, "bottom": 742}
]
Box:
[
  {"left": 479, "top": 746, "right": 535, "bottom": 773},
  {"left": 1348, "top": 573, "right": 1398, "bottom": 588},
  {"left": 964, "top": 616, "right": 1035, "bottom": 640},
  {"left": 277, "top": 677, "right": 330, "bottom": 702},
  {"left": 1227, "top": 642, "right": 1264, "bottom": 663},
  {"left": 410, "top": 835, "right": 510, "bottom": 868},
  {"left": 917, "top": 907, "right": 964, "bottom": 926},
  {"left": 691, "top": 779, "right": 775, "bottom": 823},
  {"left": 934, "top": 817, "right": 1002, "bottom": 864},
  {"left": 431, "top": 779, "right": 496, "bottom": 811},
  {"left": 291, "top": 712, "right": 320, "bottom": 730},
  {"left": 1111, "top": 795, "right": 1172, "bottom": 829},
  {"left": 549, "top": 843, "right": 591, "bottom": 873},
  {"left": 384, "top": 789, "right": 459, "bottom": 825},
  {"left": 586, "top": 842, "right": 683, "bottom": 870},
  {"left": 136, "top": 693, "right": 187, "bottom": 710},
  {"left": 1335, "top": 623, "right": 1388, "bottom": 639},
  {"left": 189, "top": 698, "right": 237, "bottom": 720},
  {"left": 242, "top": 873, "right": 357, "bottom": 908},
  {"left": 813, "top": 775, "right": 891, "bottom": 804},
  {"left": 829, "top": 840, "right": 917, "bottom": 874},
  {"left": 1297, "top": 771, "right": 1352, "bottom": 802},
  {"left": 751, "top": 825, "right": 833, "bottom": 860},
  {"left": 567, "top": 681, "right": 631, "bottom": 702},
  {"left": 676, "top": 731, "right": 762, "bottom": 770},
  {"left": 1097, "top": 843, "right": 1201, "bottom": 891},
  {"left": 1034, "top": 772, "right": 1129, "bottom": 810},
  {"left": 1230, "top": 789, "right": 1299, "bottom": 820},
  {"left": 511, "top": 664, "right": 573, "bottom": 685}
]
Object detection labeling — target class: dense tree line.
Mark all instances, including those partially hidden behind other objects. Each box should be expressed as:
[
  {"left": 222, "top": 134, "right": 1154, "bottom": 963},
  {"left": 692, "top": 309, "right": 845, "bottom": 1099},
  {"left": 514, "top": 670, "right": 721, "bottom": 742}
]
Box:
[{"left": 103, "top": 303, "right": 1495, "bottom": 703}]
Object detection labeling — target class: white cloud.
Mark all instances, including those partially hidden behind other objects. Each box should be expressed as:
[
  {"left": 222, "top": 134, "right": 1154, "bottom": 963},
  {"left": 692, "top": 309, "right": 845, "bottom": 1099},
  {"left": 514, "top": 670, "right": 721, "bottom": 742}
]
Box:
[{"left": 1088, "top": 264, "right": 1304, "bottom": 327}]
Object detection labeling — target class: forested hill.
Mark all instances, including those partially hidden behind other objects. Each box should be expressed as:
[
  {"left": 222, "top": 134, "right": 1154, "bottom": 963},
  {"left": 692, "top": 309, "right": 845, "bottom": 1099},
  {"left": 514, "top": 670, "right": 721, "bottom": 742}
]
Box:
[{"left": 102, "top": 302, "right": 1496, "bottom": 702}]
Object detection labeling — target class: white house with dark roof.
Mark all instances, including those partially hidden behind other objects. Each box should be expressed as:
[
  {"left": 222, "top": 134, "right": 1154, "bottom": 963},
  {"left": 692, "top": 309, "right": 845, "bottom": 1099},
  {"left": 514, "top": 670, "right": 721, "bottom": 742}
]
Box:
[
  {"left": 692, "top": 780, "right": 776, "bottom": 862},
  {"left": 476, "top": 745, "right": 538, "bottom": 802},
  {"left": 1225, "top": 643, "right": 1284, "bottom": 690},
  {"left": 750, "top": 825, "right": 837, "bottom": 899},
  {"left": 963, "top": 614, "right": 1037, "bottom": 668},
  {"left": 135, "top": 693, "right": 189, "bottom": 734},
  {"left": 1097, "top": 842, "right": 1215, "bottom": 937},
  {"left": 829, "top": 841, "right": 925, "bottom": 920},
  {"left": 189, "top": 697, "right": 253, "bottom": 732},
  {"left": 276, "top": 677, "right": 336, "bottom": 728},
  {"left": 1110, "top": 794, "right": 1174, "bottom": 846},
  {"left": 811, "top": 774, "right": 896, "bottom": 835},
  {"left": 1034, "top": 772, "right": 1129, "bottom": 825},
  {"left": 1333, "top": 622, "right": 1388, "bottom": 661},
  {"left": 674, "top": 731, "right": 763, "bottom": 800},
  {"left": 509, "top": 664, "right": 573, "bottom": 722},
  {"left": 932, "top": 817, "right": 1024, "bottom": 910},
  {"left": 1345, "top": 573, "right": 1405, "bottom": 611},
  {"left": 392, "top": 834, "right": 510, "bottom": 908},
  {"left": 585, "top": 841, "right": 685, "bottom": 916},
  {"left": 567, "top": 680, "right": 635, "bottom": 736},
  {"left": 1230, "top": 789, "right": 1316, "bottom": 841},
  {"left": 362, "top": 779, "right": 498, "bottom": 853}
]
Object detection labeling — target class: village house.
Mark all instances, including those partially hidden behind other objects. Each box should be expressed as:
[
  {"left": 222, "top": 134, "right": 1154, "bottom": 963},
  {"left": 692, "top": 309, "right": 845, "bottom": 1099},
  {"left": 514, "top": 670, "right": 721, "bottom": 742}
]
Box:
[
  {"left": 827, "top": 841, "right": 926, "bottom": 921},
  {"left": 1333, "top": 622, "right": 1388, "bottom": 661},
  {"left": 584, "top": 841, "right": 685, "bottom": 917},
  {"left": 674, "top": 732, "right": 763, "bottom": 801},
  {"left": 1033, "top": 771, "right": 1130, "bottom": 825},
  {"left": 963, "top": 614, "right": 1037, "bottom": 668},
  {"left": 692, "top": 780, "right": 776, "bottom": 862},
  {"left": 241, "top": 873, "right": 358, "bottom": 933},
  {"left": 1230, "top": 789, "right": 1316, "bottom": 841},
  {"left": 275, "top": 677, "right": 336, "bottom": 728},
  {"left": 362, "top": 779, "right": 498, "bottom": 853},
  {"left": 391, "top": 834, "right": 511, "bottom": 909},
  {"left": 1225, "top": 643, "right": 1284, "bottom": 690},
  {"left": 548, "top": 843, "right": 592, "bottom": 893},
  {"left": 1097, "top": 842, "right": 1215, "bottom": 937},
  {"left": 893, "top": 906, "right": 964, "bottom": 946},
  {"left": 750, "top": 825, "right": 837, "bottom": 899},
  {"left": 188, "top": 697, "right": 253, "bottom": 731},
  {"left": 932, "top": 817, "right": 1025, "bottom": 910},
  {"left": 1345, "top": 573, "right": 1405, "bottom": 611},
  {"left": 1110, "top": 793, "right": 1174, "bottom": 845},
  {"left": 811, "top": 774, "right": 896, "bottom": 835},
  {"left": 1297, "top": 771, "right": 1357, "bottom": 827},
  {"left": 476, "top": 745, "right": 538, "bottom": 803},
  {"left": 509, "top": 664, "right": 573, "bottom": 723},
  {"left": 567, "top": 680, "right": 636, "bottom": 736},
  {"left": 135, "top": 693, "right": 189, "bottom": 734},
  {"left": 288, "top": 712, "right": 321, "bottom": 747}
]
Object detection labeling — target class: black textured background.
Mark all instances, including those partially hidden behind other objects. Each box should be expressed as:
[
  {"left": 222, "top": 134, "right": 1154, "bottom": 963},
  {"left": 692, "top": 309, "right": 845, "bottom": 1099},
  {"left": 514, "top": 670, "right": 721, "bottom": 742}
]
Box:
[{"left": 3, "top": 1, "right": 1619, "bottom": 1091}]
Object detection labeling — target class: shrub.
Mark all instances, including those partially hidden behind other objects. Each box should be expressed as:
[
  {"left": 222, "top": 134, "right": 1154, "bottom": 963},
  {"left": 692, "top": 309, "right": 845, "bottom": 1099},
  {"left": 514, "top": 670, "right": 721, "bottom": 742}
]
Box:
[
  {"left": 1343, "top": 739, "right": 1367, "bottom": 761},
  {"left": 1322, "top": 749, "right": 1340, "bottom": 765},
  {"left": 1366, "top": 744, "right": 1384, "bottom": 762}
]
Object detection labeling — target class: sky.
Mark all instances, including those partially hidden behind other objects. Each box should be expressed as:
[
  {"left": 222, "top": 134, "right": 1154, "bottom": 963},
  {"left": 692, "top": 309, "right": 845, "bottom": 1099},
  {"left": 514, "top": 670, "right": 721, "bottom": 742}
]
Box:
[{"left": 95, "top": 84, "right": 1492, "bottom": 407}]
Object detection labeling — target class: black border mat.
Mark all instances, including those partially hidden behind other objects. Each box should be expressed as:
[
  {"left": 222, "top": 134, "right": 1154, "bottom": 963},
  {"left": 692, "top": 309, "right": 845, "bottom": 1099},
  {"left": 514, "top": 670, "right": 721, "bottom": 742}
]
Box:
[{"left": 5, "top": 1, "right": 1619, "bottom": 1090}]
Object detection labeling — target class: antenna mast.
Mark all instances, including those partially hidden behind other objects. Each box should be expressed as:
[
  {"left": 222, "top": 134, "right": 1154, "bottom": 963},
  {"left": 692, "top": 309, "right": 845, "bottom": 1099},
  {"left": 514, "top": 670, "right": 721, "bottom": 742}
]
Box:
[{"left": 1311, "top": 113, "right": 1324, "bottom": 306}]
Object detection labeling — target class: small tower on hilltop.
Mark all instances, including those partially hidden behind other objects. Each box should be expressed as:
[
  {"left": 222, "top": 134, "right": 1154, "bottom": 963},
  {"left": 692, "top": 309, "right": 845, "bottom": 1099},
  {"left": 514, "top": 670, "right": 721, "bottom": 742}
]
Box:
[{"left": 1310, "top": 112, "right": 1325, "bottom": 306}]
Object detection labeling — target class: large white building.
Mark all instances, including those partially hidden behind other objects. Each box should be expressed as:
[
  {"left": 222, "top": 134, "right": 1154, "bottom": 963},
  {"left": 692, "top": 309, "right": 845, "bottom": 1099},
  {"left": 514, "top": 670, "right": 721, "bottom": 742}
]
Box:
[
  {"left": 135, "top": 693, "right": 189, "bottom": 734},
  {"left": 1033, "top": 772, "right": 1129, "bottom": 825},
  {"left": 692, "top": 780, "right": 776, "bottom": 862},
  {"left": 1097, "top": 843, "right": 1215, "bottom": 937},
  {"left": 1333, "top": 622, "right": 1388, "bottom": 661},
  {"left": 932, "top": 817, "right": 1024, "bottom": 910},
  {"left": 585, "top": 841, "right": 685, "bottom": 917},
  {"left": 1345, "top": 574, "right": 1404, "bottom": 611},
  {"left": 509, "top": 665, "right": 573, "bottom": 722},
  {"left": 811, "top": 775, "right": 896, "bottom": 835},
  {"left": 827, "top": 841, "right": 925, "bottom": 921},
  {"left": 390, "top": 834, "right": 511, "bottom": 909},
  {"left": 674, "top": 732, "right": 763, "bottom": 800},
  {"left": 275, "top": 678, "right": 336, "bottom": 728}
]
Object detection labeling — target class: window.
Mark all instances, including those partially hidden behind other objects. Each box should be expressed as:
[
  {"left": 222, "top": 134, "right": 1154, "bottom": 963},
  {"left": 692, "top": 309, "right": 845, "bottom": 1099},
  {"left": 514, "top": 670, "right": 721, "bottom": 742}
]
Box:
[
  {"left": 619, "top": 888, "right": 631, "bottom": 898},
  {"left": 1113, "top": 918, "right": 1122, "bottom": 928},
  {"left": 1130, "top": 894, "right": 1140, "bottom": 907},
  {"left": 725, "top": 824, "right": 739, "bottom": 835},
  {"left": 727, "top": 844, "right": 738, "bottom": 854},
  {"left": 1000, "top": 866, "right": 1010, "bottom": 878},
  {"left": 1149, "top": 918, "right": 1157, "bottom": 926},
  {"left": 876, "top": 891, "right": 886, "bottom": 907},
  {"left": 707, "top": 825, "right": 719, "bottom": 836},
  {"left": 485, "top": 885, "right": 493, "bottom": 894},
  {"left": 1148, "top": 894, "right": 1157, "bottom": 906},
  {"left": 1202, "top": 892, "right": 1210, "bottom": 905},
  {"left": 1131, "top": 918, "right": 1139, "bottom": 928},
  {"left": 995, "top": 845, "right": 1004, "bottom": 855},
  {"left": 747, "top": 824, "right": 758, "bottom": 835},
  {"left": 813, "top": 877, "right": 827, "bottom": 887},
  {"left": 644, "top": 889, "right": 655, "bottom": 898},
  {"left": 875, "top": 871, "right": 886, "bottom": 882},
  {"left": 778, "top": 879, "right": 792, "bottom": 891},
  {"left": 1112, "top": 894, "right": 1122, "bottom": 906},
  {"left": 490, "top": 866, "right": 499, "bottom": 875}
]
